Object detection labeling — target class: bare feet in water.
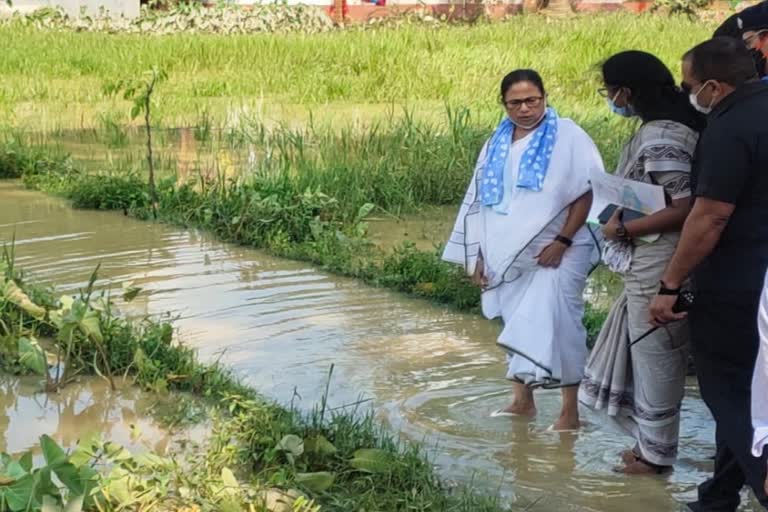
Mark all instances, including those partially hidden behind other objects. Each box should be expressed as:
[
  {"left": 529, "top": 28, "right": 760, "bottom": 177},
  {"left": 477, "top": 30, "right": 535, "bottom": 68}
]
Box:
[
  {"left": 613, "top": 453, "right": 670, "bottom": 475},
  {"left": 550, "top": 415, "right": 580, "bottom": 432},
  {"left": 620, "top": 449, "right": 639, "bottom": 465},
  {"left": 500, "top": 402, "right": 537, "bottom": 417}
]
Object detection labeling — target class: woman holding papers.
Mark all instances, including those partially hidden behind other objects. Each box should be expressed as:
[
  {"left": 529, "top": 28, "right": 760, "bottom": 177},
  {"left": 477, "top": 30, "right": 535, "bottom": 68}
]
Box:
[
  {"left": 579, "top": 51, "right": 704, "bottom": 474},
  {"left": 442, "top": 69, "right": 603, "bottom": 431}
]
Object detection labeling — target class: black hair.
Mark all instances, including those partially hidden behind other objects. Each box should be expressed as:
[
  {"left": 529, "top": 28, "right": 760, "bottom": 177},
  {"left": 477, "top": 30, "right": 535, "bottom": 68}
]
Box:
[
  {"left": 602, "top": 50, "right": 704, "bottom": 132},
  {"left": 500, "top": 69, "right": 546, "bottom": 100},
  {"left": 684, "top": 37, "right": 759, "bottom": 87}
]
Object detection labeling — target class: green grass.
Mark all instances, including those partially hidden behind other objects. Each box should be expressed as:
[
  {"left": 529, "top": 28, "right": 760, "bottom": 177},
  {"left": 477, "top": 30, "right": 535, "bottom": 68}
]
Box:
[
  {"left": 0, "top": 255, "right": 509, "bottom": 511},
  {"left": 0, "top": 14, "right": 714, "bottom": 130}
]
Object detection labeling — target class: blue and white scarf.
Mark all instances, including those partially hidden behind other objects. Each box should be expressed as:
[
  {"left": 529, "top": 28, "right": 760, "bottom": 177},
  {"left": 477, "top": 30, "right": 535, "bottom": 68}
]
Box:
[{"left": 480, "top": 108, "right": 558, "bottom": 206}]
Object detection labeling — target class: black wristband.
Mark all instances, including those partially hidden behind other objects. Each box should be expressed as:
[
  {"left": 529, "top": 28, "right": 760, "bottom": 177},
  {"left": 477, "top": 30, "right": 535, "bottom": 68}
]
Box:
[
  {"left": 555, "top": 235, "right": 573, "bottom": 247},
  {"left": 659, "top": 281, "right": 681, "bottom": 296}
]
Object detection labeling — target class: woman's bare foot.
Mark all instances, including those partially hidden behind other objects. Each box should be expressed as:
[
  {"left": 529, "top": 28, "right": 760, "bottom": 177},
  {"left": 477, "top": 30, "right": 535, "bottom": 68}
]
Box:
[
  {"left": 550, "top": 385, "right": 581, "bottom": 431},
  {"left": 500, "top": 402, "right": 537, "bottom": 417},
  {"left": 550, "top": 415, "right": 580, "bottom": 431},
  {"left": 501, "top": 382, "right": 536, "bottom": 416},
  {"left": 620, "top": 449, "right": 639, "bottom": 465},
  {"left": 612, "top": 459, "right": 670, "bottom": 475}
]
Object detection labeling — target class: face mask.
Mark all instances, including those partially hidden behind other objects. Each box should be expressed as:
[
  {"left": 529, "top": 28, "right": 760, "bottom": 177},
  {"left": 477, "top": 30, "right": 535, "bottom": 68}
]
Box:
[
  {"left": 607, "top": 90, "right": 636, "bottom": 118},
  {"left": 689, "top": 81, "right": 715, "bottom": 115},
  {"left": 749, "top": 48, "right": 768, "bottom": 78},
  {"left": 512, "top": 108, "right": 547, "bottom": 130}
]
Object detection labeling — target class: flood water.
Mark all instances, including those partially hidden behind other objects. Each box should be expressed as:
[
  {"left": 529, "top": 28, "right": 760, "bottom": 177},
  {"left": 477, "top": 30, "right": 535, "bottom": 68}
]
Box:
[
  {"left": 0, "top": 374, "right": 208, "bottom": 459},
  {"left": 0, "top": 181, "right": 760, "bottom": 511}
]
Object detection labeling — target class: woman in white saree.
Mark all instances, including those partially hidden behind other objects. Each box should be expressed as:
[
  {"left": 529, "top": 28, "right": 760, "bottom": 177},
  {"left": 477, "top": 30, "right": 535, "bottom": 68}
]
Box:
[{"left": 443, "top": 70, "right": 603, "bottom": 431}]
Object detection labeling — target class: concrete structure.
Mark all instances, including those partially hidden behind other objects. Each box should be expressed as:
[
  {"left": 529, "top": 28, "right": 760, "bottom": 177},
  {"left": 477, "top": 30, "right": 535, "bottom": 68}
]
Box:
[
  {"left": 235, "top": 0, "right": 651, "bottom": 22},
  {"left": 0, "top": 0, "right": 139, "bottom": 18}
]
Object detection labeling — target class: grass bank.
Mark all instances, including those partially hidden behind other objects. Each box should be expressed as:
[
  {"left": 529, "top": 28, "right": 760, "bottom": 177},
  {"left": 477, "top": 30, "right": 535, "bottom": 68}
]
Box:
[
  {"left": 0, "top": 14, "right": 714, "bottom": 130},
  {"left": 0, "top": 136, "right": 608, "bottom": 342},
  {"left": 0, "top": 251, "right": 509, "bottom": 511}
]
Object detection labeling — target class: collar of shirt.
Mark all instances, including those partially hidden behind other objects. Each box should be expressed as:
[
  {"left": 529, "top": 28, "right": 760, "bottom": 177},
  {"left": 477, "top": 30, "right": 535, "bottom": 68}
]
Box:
[{"left": 711, "top": 80, "right": 768, "bottom": 119}]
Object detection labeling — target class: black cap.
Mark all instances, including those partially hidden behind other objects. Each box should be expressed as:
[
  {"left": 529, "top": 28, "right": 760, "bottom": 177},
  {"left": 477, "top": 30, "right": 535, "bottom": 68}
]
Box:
[
  {"left": 713, "top": 1, "right": 768, "bottom": 39},
  {"left": 714, "top": 12, "right": 743, "bottom": 38},
  {"left": 737, "top": 1, "right": 768, "bottom": 32}
]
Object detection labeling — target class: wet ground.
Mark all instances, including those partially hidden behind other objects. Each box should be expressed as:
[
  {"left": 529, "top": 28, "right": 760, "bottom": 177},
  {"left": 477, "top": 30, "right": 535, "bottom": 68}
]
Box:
[{"left": 0, "top": 182, "right": 760, "bottom": 510}]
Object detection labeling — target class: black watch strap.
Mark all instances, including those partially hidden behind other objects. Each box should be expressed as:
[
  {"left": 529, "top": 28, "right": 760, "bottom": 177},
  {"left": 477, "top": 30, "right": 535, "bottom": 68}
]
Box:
[
  {"left": 555, "top": 235, "right": 573, "bottom": 247},
  {"left": 659, "top": 281, "right": 681, "bottom": 296}
]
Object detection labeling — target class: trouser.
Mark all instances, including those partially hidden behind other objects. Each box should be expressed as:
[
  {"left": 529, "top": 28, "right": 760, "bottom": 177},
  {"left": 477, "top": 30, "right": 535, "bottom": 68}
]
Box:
[{"left": 687, "top": 290, "right": 768, "bottom": 511}]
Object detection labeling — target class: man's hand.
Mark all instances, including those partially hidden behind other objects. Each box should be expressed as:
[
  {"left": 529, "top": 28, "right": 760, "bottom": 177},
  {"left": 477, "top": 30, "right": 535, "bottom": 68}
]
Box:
[
  {"left": 537, "top": 241, "right": 568, "bottom": 268},
  {"left": 649, "top": 293, "right": 687, "bottom": 327}
]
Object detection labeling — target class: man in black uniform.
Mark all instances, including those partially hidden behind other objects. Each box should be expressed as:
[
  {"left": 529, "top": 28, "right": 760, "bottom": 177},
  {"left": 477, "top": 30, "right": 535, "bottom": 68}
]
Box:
[
  {"left": 649, "top": 37, "right": 768, "bottom": 511},
  {"left": 714, "top": 1, "right": 768, "bottom": 79}
]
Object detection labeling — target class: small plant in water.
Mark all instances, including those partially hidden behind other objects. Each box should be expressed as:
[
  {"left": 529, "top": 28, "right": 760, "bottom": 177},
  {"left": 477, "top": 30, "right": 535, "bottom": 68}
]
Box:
[{"left": 104, "top": 66, "right": 168, "bottom": 219}]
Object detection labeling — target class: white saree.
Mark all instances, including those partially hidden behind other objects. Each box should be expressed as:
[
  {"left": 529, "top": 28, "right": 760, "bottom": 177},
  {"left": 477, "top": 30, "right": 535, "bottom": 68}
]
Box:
[{"left": 443, "top": 118, "right": 604, "bottom": 387}]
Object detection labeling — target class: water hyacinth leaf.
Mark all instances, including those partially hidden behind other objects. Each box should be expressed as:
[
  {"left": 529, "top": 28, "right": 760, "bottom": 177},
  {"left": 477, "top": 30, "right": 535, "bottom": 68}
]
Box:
[
  {"left": 3, "top": 279, "right": 46, "bottom": 319},
  {"left": 105, "top": 471, "right": 132, "bottom": 505},
  {"left": 53, "top": 462, "right": 89, "bottom": 496},
  {"left": 303, "top": 435, "right": 337, "bottom": 456},
  {"left": 349, "top": 448, "right": 393, "bottom": 474},
  {"left": 220, "top": 467, "right": 239, "bottom": 495},
  {"left": 79, "top": 310, "right": 103, "bottom": 343},
  {"left": 276, "top": 435, "right": 304, "bottom": 460},
  {"left": 3, "top": 474, "right": 35, "bottom": 511},
  {"left": 41, "top": 496, "right": 63, "bottom": 512},
  {"left": 355, "top": 202, "right": 375, "bottom": 223},
  {"left": 68, "top": 446, "right": 93, "bottom": 469},
  {"left": 134, "top": 452, "right": 172, "bottom": 470},
  {"left": 17, "top": 337, "right": 47, "bottom": 375},
  {"left": 17, "top": 453, "right": 32, "bottom": 473},
  {"left": 295, "top": 472, "right": 335, "bottom": 492},
  {"left": 40, "top": 435, "right": 67, "bottom": 468},
  {"left": 59, "top": 295, "right": 74, "bottom": 311},
  {"left": 64, "top": 495, "right": 85, "bottom": 512},
  {"left": 43, "top": 494, "right": 84, "bottom": 512},
  {"left": 104, "top": 442, "right": 132, "bottom": 463},
  {"left": 1, "top": 460, "right": 26, "bottom": 481}
]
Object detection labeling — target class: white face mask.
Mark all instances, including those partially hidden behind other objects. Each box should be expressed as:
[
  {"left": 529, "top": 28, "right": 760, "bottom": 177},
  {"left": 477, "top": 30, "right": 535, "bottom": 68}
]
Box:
[
  {"left": 689, "top": 81, "right": 715, "bottom": 115},
  {"left": 512, "top": 108, "right": 547, "bottom": 130}
]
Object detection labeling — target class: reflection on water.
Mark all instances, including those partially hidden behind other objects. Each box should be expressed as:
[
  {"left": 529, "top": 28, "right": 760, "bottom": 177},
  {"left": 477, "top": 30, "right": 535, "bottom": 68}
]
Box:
[
  {"left": 0, "top": 374, "right": 207, "bottom": 457},
  {"left": 0, "top": 182, "right": 760, "bottom": 511}
]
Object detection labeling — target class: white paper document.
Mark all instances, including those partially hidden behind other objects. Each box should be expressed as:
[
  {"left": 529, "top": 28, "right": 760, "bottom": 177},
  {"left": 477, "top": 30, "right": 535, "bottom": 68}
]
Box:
[{"left": 587, "top": 169, "right": 667, "bottom": 243}]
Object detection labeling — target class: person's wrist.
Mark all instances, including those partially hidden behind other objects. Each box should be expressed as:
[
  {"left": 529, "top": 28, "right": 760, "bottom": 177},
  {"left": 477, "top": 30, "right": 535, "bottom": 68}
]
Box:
[
  {"left": 659, "top": 279, "right": 681, "bottom": 295},
  {"left": 616, "top": 220, "right": 632, "bottom": 241},
  {"left": 555, "top": 235, "right": 573, "bottom": 248}
]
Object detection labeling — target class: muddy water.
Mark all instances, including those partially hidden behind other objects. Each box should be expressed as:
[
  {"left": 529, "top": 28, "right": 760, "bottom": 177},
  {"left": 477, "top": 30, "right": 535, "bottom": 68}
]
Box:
[
  {"left": 0, "top": 374, "right": 208, "bottom": 458},
  {"left": 0, "top": 182, "right": 760, "bottom": 511}
]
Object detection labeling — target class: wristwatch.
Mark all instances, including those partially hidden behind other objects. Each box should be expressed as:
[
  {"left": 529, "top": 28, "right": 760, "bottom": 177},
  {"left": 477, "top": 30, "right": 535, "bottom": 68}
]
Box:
[{"left": 616, "top": 221, "right": 630, "bottom": 241}]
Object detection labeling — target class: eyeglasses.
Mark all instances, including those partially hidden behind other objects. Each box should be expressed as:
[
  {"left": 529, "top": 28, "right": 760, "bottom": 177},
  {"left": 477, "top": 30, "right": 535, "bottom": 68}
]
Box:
[
  {"left": 503, "top": 96, "right": 544, "bottom": 110},
  {"left": 743, "top": 30, "right": 768, "bottom": 48}
]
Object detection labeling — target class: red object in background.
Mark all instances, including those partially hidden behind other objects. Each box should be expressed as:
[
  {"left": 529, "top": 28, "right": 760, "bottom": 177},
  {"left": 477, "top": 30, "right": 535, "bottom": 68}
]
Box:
[
  {"left": 328, "top": 0, "right": 348, "bottom": 21},
  {"left": 376, "top": 0, "right": 386, "bottom": 6}
]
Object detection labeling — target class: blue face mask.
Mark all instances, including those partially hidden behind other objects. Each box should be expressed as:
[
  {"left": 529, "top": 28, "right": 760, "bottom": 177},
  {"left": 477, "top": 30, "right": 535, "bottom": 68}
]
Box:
[{"left": 607, "top": 91, "right": 636, "bottom": 118}]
